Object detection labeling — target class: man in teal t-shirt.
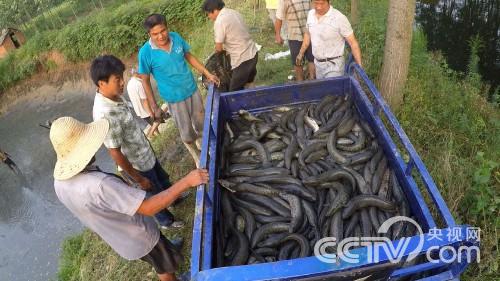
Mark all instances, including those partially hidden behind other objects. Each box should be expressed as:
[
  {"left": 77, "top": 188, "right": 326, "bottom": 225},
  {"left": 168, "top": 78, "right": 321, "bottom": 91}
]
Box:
[{"left": 138, "top": 14, "right": 219, "bottom": 166}]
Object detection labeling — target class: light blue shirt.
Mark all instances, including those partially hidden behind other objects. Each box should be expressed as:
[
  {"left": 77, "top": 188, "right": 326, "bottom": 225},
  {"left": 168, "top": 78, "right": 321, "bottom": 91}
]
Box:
[{"left": 138, "top": 32, "right": 197, "bottom": 103}]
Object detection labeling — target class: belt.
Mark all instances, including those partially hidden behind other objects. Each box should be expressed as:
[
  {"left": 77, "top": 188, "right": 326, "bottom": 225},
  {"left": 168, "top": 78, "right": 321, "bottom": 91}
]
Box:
[{"left": 315, "top": 56, "right": 342, "bottom": 62}]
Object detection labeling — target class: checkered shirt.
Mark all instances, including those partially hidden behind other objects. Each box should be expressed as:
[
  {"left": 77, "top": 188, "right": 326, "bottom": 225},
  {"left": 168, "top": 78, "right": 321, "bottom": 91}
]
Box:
[
  {"left": 276, "top": 0, "right": 310, "bottom": 41},
  {"left": 93, "top": 93, "right": 156, "bottom": 172}
]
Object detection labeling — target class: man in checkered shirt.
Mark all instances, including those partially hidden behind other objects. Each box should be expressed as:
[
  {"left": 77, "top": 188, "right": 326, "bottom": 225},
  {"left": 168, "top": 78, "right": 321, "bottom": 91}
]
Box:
[
  {"left": 92, "top": 55, "right": 185, "bottom": 229},
  {"left": 275, "top": 0, "right": 315, "bottom": 81}
]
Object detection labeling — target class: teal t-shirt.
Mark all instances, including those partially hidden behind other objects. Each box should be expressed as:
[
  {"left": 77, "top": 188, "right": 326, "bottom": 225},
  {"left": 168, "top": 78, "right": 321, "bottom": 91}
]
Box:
[{"left": 138, "top": 32, "right": 197, "bottom": 103}]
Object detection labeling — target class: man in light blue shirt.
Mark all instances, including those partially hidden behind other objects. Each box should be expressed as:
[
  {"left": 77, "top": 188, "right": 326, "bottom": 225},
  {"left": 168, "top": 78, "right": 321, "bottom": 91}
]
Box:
[{"left": 138, "top": 14, "right": 219, "bottom": 166}]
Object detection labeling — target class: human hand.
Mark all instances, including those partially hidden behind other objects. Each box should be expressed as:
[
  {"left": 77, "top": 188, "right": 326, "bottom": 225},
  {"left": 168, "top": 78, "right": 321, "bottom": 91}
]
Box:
[
  {"left": 184, "top": 169, "right": 209, "bottom": 187},
  {"left": 205, "top": 72, "right": 220, "bottom": 87},
  {"left": 137, "top": 176, "right": 152, "bottom": 191},
  {"left": 275, "top": 34, "right": 283, "bottom": 45},
  {"left": 153, "top": 107, "right": 163, "bottom": 122},
  {"left": 295, "top": 52, "right": 304, "bottom": 66}
]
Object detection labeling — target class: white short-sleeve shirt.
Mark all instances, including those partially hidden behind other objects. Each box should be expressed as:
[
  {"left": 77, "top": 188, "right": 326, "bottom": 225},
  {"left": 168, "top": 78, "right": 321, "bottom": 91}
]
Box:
[
  {"left": 126, "top": 76, "right": 149, "bottom": 119},
  {"left": 306, "top": 6, "right": 354, "bottom": 60},
  {"left": 54, "top": 171, "right": 159, "bottom": 260}
]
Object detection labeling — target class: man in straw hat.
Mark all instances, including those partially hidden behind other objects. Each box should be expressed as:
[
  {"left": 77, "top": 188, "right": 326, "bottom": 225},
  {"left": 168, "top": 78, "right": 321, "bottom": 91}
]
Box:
[
  {"left": 50, "top": 116, "right": 208, "bottom": 281},
  {"left": 92, "top": 55, "right": 185, "bottom": 229}
]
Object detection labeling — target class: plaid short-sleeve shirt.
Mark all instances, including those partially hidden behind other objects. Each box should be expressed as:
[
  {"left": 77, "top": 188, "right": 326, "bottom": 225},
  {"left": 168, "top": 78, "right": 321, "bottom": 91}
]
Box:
[
  {"left": 276, "top": 0, "right": 310, "bottom": 41},
  {"left": 93, "top": 93, "right": 156, "bottom": 172}
]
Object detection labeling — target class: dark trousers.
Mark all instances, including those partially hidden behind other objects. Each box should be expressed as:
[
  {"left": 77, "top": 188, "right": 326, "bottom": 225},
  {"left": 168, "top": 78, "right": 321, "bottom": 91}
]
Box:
[
  {"left": 140, "top": 160, "right": 174, "bottom": 226},
  {"left": 229, "top": 53, "right": 258, "bottom": 91}
]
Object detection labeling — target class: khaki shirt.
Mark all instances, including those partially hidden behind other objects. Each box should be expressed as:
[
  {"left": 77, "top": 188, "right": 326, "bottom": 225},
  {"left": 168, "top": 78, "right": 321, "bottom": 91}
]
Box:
[
  {"left": 215, "top": 8, "right": 258, "bottom": 69},
  {"left": 306, "top": 6, "right": 354, "bottom": 60},
  {"left": 276, "top": 0, "right": 310, "bottom": 41}
]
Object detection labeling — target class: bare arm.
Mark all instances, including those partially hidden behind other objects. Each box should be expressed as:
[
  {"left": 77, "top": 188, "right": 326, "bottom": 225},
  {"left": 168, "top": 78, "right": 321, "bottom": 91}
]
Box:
[
  {"left": 296, "top": 31, "right": 311, "bottom": 65},
  {"left": 108, "top": 148, "right": 151, "bottom": 190},
  {"left": 345, "top": 33, "right": 362, "bottom": 67},
  {"left": 137, "top": 169, "right": 208, "bottom": 216},
  {"left": 137, "top": 74, "right": 161, "bottom": 120},
  {"left": 274, "top": 19, "right": 283, "bottom": 44},
  {"left": 141, "top": 98, "right": 154, "bottom": 119},
  {"left": 299, "top": 31, "right": 311, "bottom": 54},
  {"left": 184, "top": 52, "right": 220, "bottom": 85}
]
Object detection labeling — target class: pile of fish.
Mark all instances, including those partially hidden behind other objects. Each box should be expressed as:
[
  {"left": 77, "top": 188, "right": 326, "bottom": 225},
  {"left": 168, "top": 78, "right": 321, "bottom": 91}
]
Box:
[{"left": 217, "top": 94, "right": 415, "bottom": 266}]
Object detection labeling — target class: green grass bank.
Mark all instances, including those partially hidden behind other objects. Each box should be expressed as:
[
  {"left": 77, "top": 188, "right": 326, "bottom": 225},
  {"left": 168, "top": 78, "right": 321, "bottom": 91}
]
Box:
[{"left": 2, "top": 0, "right": 495, "bottom": 280}]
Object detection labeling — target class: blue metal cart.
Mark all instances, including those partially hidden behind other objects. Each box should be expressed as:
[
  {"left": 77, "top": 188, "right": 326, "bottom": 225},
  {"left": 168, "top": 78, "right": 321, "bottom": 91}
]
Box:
[{"left": 190, "top": 64, "right": 478, "bottom": 281}]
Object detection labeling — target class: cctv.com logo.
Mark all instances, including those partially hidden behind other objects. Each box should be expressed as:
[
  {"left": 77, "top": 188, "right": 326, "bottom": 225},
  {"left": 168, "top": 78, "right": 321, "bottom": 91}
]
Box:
[{"left": 314, "top": 216, "right": 480, "bottom": 264}]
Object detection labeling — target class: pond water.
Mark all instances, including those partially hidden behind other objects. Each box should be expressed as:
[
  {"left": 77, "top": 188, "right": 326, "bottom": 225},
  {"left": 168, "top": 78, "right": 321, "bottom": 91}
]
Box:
[
  {"left": 416, "top": 0, "right": 500, "bottom": 99},
  {"left": 0, "top": 81, "right": 114, "bottom": 280}
]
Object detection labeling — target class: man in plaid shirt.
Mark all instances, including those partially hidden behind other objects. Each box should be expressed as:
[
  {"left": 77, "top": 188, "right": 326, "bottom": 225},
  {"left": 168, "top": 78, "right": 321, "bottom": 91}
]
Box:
[{"left": 275, "top": 0, "right": 315, "bottom": 81}]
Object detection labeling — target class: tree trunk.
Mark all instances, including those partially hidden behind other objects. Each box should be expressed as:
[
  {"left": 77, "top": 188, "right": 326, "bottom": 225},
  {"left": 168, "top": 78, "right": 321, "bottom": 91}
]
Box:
[
  {"left": 379, "top": 0, "right": 416, "bottom": 111},
  {"left": 351, "top": 0, "right": 360, "bottom": 25}
]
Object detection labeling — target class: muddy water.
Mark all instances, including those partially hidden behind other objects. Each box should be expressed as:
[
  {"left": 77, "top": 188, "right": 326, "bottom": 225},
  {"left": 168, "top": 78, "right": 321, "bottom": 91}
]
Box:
[{"left": 0, "top": 80, "right": 114, "bottom": 280}]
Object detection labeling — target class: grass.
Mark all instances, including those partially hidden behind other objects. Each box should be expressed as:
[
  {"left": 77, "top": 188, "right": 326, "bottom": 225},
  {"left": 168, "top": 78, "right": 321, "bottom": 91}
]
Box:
[
  {"left": 23, "top": 0, "right": 121, "bottom": 37},
  {"left": 16, "top": 0, "right": 495, "bottom": 280}
]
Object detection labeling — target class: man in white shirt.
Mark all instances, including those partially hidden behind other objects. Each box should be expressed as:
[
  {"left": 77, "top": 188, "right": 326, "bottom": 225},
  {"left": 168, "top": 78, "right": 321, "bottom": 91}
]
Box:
[
  {"left": 203, "top": 0, "right": 259, "bottom": 91},
  {"left": 297, "top": 0, "right": 362, "bottom": 78}
]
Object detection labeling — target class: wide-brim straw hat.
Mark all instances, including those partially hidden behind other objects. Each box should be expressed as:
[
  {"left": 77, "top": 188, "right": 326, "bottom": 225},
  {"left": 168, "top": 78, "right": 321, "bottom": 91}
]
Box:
[{"left": 50, "top": 117, "right": 109, "bottom": 180}]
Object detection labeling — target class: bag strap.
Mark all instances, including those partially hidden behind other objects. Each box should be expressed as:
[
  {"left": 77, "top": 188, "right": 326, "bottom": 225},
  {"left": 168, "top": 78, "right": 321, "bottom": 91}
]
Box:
[{"left": 288, "top": 0, "right": 306, "bottom": 37}]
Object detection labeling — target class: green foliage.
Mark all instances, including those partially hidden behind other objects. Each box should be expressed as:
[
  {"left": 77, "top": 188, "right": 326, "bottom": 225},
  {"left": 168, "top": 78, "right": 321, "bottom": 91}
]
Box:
[
  {"left": 53, "top": 0, "right": 203, "bottom": 62},
  {"left": 58, "top": 233, "right": 85, "bottom": 281},
  {"left": 464, "top": 152, "right": 499, "bottom": 220},
  {"left": 23, "top": 0, "right": 120, "bottom": 36},
  {"left": 463, "top": 152, "right": 500, "bottom": 276},
  {"left": 466, "top": 36, "right": 484, "bottom": 91},
  {"left": 0, "top": 30, "right": 54, "bottom": 91},
  {"left": 398, "top": 29, "right": 499, "bottom": 280},
  {"left": 0, "top": 0, "right": 204, "bottom": 93},
  {"left": 0, "top": 0, "right": 65, "bottom": 30}
]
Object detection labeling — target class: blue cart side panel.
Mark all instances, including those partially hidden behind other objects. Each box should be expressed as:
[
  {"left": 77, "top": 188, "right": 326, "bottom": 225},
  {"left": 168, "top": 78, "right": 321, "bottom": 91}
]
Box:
[{"left": 219, "top": 77, "right": 350, "bottom": 114}]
